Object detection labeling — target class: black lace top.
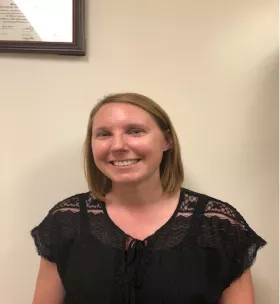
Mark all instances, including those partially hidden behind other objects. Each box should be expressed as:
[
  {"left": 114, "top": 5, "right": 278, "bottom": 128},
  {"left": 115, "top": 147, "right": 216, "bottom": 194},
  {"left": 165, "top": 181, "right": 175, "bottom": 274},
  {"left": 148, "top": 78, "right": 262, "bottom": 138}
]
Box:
[{"left": 31, "top": 188, "right": 266, "bottom": 304}]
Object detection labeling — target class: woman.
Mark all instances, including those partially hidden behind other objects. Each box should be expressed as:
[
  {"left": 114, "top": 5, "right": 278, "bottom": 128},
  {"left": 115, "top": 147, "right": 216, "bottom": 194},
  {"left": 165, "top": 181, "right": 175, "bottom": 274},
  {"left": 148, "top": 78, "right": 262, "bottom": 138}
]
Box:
[{"left": 31, "top": 92, "right": 266, "bottom": 304}]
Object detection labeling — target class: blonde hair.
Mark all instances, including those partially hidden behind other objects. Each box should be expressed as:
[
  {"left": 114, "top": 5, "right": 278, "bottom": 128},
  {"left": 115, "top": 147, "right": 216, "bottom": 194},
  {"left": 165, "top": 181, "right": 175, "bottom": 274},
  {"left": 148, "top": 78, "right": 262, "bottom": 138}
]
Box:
[{"left": 83, "top": 93, "right": 184, "bottom": 200}]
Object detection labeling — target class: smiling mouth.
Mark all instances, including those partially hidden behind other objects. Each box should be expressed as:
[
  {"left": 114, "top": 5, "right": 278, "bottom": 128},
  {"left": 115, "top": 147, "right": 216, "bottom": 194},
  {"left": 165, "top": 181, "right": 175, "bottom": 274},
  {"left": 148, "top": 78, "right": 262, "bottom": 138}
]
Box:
[{"left": 110, "top": 159, "right": 140, "bottom": 167}]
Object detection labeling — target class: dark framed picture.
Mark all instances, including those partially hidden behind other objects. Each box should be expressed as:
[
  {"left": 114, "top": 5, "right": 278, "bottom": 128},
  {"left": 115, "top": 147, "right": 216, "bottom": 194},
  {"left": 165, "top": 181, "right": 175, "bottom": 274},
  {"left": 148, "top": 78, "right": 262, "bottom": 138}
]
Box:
[{"left": 0, "top": 0, "right": 85, "bottom": 56}]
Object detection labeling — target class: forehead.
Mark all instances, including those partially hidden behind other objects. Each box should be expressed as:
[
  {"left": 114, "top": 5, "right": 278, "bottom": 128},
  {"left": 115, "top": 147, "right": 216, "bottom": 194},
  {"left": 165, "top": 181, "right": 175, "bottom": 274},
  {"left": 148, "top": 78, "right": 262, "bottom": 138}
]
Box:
[{"left": 92, "top": 103, "right": 157, "bottom": 127}]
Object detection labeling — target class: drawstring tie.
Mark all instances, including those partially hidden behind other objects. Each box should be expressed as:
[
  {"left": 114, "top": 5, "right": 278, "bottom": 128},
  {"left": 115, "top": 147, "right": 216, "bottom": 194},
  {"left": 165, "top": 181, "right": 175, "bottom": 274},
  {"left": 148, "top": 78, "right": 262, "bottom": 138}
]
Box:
[{"left": 125, "top": 239, "right": 147, "bottom": 304}]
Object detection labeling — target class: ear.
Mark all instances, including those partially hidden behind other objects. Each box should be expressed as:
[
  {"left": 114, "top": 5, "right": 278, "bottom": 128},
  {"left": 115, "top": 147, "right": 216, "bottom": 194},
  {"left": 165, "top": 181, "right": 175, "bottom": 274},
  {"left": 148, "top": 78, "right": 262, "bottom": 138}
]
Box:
[{"left": 163, "top": 129, "right": 173, "bottom": 151}]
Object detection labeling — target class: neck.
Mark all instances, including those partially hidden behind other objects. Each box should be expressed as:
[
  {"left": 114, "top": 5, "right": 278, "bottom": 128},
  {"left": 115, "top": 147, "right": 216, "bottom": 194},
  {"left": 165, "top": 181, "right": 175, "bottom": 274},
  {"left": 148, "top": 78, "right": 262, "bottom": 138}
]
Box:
[{"left": 108, "top": 177, "right": 165, "bottom": 208}]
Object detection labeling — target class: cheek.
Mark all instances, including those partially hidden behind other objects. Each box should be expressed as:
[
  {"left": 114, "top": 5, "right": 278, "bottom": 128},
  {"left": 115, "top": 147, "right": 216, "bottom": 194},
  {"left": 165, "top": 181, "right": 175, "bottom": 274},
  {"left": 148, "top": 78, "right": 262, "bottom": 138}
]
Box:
[
  {"left": 131, "top": 138, "right": 165, "bottom": 157},
  {"left": 129, "top": 139, "right": 152, "bottom": 154},
  {"left": 91, "top": 141, "right": 109, "bottom": 159}
]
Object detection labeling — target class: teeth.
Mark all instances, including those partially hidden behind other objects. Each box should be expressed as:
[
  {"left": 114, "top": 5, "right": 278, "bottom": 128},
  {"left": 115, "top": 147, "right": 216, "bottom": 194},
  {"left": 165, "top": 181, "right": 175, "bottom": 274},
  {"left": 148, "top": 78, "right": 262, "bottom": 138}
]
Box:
[{"left": 113, "top": 160, "right": 138, "bottom": 166}]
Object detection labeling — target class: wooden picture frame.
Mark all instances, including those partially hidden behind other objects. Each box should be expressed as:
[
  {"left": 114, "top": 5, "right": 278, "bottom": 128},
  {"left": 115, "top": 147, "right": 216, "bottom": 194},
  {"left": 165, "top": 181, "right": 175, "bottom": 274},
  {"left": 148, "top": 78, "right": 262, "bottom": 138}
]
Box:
[{"left": 0, "top": 0, "right": 85, "bottom": 56}]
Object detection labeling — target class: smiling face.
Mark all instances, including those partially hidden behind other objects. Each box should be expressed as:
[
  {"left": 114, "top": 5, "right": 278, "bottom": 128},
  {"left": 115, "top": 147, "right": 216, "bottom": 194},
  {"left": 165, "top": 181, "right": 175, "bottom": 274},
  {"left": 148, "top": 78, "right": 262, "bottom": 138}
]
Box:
[{"left": 91, "top": 102, "right": 171, "bottom": 187}]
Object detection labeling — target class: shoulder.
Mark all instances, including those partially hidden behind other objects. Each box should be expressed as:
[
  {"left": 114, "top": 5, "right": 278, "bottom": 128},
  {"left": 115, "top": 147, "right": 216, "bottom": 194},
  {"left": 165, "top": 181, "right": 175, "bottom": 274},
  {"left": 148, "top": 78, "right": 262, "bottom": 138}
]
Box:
[
  {"left": 30, "top": 191, "right": 101, "bottom": 262},
  {"left": 48, "top": 192, "right": 90, "bottom": 213},
  {"left": 180, "top": 187, "right": 266, "bottom": 284},
  {"left": 48, "top": 191, "right": 102, "bottom": 215},
  {"left": 180, "top": 187, "right": 245, "bottom": 225},
  {"left": 31, "top": 193, "right": 90, "bottom": 229}
]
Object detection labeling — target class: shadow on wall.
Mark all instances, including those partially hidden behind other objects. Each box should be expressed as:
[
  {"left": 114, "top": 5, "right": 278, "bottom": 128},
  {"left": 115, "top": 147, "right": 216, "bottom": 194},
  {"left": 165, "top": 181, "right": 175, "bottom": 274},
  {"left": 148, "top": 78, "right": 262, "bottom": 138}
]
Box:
[
  {"left": 183, "top": 50, "right": 279, "bottom": 304},
  {"left": 243, "top": 50, "right": 279, "bottom": 176},
  {"left": 250, "top": 51, "right": 279, "bottom": 304}
]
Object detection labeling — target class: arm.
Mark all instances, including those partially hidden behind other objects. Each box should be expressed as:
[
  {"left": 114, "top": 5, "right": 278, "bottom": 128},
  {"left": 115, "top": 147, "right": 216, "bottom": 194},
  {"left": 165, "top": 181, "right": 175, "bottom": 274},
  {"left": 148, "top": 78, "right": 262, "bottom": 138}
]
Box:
[
  {"left": 32, "top": 258, "right": 65, "bottom": 304},
  {"left": 219, "top": 270, "right": 254, "bottom": 304}
]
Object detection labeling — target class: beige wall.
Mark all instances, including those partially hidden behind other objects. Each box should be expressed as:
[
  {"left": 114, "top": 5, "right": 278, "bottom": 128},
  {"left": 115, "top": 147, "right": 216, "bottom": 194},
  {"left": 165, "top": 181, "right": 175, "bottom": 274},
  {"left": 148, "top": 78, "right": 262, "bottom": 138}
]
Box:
[{"left": 0, "top": 0, "right": 278, "bottom": 303}]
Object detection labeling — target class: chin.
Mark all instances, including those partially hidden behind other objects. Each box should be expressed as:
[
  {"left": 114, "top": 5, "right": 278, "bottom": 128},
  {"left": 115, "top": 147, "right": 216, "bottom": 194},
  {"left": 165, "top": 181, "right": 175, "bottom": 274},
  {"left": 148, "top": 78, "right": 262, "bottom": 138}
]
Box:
[
  {"left": 110, "top": 174, "right": 144, "bottom": 185},
  {"left": 112, "top": 178, "right": 141, "bottom": 185}
]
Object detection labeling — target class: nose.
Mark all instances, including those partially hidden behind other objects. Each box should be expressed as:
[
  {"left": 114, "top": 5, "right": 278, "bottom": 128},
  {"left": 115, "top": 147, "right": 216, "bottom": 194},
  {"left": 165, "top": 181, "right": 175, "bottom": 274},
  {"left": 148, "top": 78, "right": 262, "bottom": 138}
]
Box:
[{"left": 110, "top": 134, "right": 127, "bottom": 152}]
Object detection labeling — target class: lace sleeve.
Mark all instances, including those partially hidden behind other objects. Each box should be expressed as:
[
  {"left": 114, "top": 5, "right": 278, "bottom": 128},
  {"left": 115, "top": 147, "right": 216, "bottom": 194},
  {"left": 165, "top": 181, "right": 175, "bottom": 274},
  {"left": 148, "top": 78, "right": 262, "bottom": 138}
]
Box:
[
  {"left": 31, "top": 211, "right": 57, "bottom": 262},
  {"left": 203, "top": 199, "right": 267, "bottom": 285},
  {"left": 30, "top": 193, "right": 83, "bottom": 263}
]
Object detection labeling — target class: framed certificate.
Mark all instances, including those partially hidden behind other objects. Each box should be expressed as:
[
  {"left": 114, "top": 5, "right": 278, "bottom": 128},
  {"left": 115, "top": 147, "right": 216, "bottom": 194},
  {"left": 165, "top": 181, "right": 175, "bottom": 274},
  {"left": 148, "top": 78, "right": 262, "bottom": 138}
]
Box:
[{"left": 0, "top": 0, "right": 85, "bottom": 56}]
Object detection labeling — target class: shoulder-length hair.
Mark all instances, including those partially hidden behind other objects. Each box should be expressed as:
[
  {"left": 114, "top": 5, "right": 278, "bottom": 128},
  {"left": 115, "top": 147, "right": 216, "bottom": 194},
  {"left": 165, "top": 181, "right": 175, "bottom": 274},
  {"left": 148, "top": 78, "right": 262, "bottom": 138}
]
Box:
[{"left": 83, "top": 93, "right": 184, "bottom": 200}]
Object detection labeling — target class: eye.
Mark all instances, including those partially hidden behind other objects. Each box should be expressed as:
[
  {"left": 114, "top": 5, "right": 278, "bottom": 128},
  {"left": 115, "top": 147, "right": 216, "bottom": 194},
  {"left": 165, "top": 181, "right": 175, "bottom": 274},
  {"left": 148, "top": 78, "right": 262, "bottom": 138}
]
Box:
[
  {"left": 96, "top": 131, "right": 111, "bottom": 138},
  {"left": 128, "top": 128, "right": 144, "bottom": 135}
]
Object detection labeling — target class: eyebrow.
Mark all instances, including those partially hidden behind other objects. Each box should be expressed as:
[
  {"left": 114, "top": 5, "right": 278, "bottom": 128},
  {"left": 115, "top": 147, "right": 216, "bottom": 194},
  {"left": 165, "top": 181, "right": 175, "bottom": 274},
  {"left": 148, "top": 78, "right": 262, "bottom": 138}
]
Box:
[{"left": 93, "top": 123, "right": 149, "bottom": 133}]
